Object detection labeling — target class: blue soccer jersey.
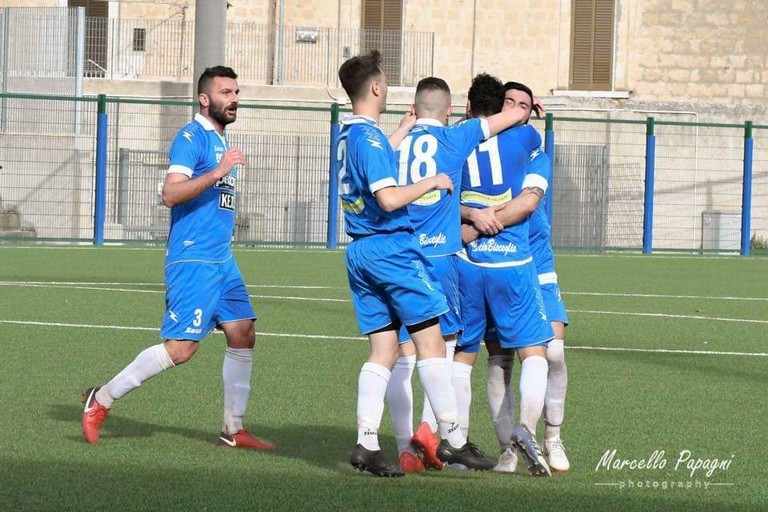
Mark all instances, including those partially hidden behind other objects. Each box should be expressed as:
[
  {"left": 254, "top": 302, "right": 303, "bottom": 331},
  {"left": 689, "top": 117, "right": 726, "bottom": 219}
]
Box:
[
  {"left": 526, "top": 150, "right": 569, "bottom": 324},
  {"left": 337, "top": 115, "right": 412, "bottom": 238},
  {"left": 527, "top": 151, "right": 556, "bottom": 274},
  {"left": 166, "top": 113, "right": 237, "bottom": 264},
  {"left": 460, "top": 124, "right": 542, "bottom": 265},
  {"left": 397, "top": 118, "right": 490, "bottom": 257}
]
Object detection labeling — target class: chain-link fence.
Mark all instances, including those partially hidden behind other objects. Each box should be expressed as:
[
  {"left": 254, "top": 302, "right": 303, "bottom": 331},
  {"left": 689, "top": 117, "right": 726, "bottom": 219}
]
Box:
[{"left": 0, "top": 92, "right": 766, "bottom": 254}]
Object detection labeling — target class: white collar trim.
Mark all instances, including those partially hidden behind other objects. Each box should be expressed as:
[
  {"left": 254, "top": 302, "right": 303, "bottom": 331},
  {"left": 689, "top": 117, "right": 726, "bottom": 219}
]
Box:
[
  {"left": 415, "top": 118, "right": 445, "bottom": 127},
  {"left": 195, "top": 113, "right": 217, "bottom": 132}
]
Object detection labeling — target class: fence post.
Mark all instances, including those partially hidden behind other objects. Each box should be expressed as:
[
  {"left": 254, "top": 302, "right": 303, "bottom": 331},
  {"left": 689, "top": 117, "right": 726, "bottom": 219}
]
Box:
[
  {"left": 74, "top": 6, "right": 85, "bottom": 133},
  {"left": 326, "top": 102, "right": 340, "bottom": 249},
  {"left": 93, "top": 94, "right": 108, "bottom": 246},
  {"left": 741, "top": 121, "right": 753, "bottom": 256},
  {"left": 544, "top": 112, "right": 555, "bottom": 226},
  {"left": 642, "top": 117, "right": 656, "bottom": 254},
  {"left": 1, "top": 8, "right": 10, "bottom": 132}
]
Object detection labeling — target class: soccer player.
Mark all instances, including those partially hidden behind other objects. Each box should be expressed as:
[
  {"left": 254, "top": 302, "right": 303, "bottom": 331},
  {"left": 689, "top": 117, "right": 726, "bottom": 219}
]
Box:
[
  {"left": 383, "top": 76, "right": 532, "bottom": 472},
  {"left": 337, "top": 51, "right": 517, "bottom": 477},
  {"left": 454, "top": 74, "right": 553, "bottom": 477},
  {"left": 82, "top": 66, "right": 275, "bottom": 451},
  {"left": 464, "top": 82, "right": 571, "bottom": 473}
]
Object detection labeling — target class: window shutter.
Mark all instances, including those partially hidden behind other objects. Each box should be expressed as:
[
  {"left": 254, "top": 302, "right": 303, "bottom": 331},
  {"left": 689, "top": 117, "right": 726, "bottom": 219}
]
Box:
[
  {"left": 381, "top": 1, "right": 401, "bottom": 30},
  {"left": 68, "top": 0, "right": 108, "bottom": 77},
  {"left": 592, "top": 0, "right": 614, "bottom": 87},
  {"left": 570, "top": 0, "right": 614, "bottom": 90},
  {"left": 363, "top": 0, "right": 383, "bottom": 30},
  {"left": 68, "top": 0, "right": 107, "bottom": 18},
  {"left": 361, "top": 0, "right": 402, "bottom": 85}
]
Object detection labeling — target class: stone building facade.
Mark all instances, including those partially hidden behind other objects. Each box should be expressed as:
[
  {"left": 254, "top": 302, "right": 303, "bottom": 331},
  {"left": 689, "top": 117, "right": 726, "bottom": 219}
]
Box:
[{"left": 3, "top": 0, "right": 766, "bottom": 120}]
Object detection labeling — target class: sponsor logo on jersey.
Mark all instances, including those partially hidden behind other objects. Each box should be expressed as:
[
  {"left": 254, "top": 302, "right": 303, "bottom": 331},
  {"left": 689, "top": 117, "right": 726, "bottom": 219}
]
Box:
[
  {"left": 460, "top": 188, "right": 512, "bottom": 207},
  {"left": 413, "top": 189, "right": 441, "bottom": 206},
  {"left": 469, "top": 237, "right": 518, "bottom": 256},
  {"left": 184, "top": 327, "right": 203, "bottom": 335},
  {"left": 182, "top": 131, "right": 193, "bottom": 142},
  {"left": 341, "top": 197, "right": 365, "bottom": 213},
  {"left": 214, "top": 173, "right": 236, "bottom": 190},
  {"left": 219, "top": 193, "right": 235, "bottom": 211},
  {"left": 419, "top": 232, "right": 446, "bottom": 248}
]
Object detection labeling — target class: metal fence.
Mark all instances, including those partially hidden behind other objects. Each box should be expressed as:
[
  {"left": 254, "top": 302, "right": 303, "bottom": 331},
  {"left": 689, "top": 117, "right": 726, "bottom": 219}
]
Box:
[
  {"left": 0, "top": 92, "right": 766, "bottom": 254},
  {"left": 0, "top": 7, "right": 434, "bottom": 91}
]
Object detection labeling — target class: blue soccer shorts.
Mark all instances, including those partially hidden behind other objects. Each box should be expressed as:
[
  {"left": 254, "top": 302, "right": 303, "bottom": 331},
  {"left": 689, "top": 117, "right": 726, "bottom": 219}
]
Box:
[
  {"left": 160, "top": 256, "right": 256, "bottom": 341},
  {"left": 538, "top": 272, "right": 569, "bottom": 325},
  {"left": 398, "top": 253, "right": 462, "bottom": 343},
  {"left": 456, "top": 258, "right": 553, "bottom": 353},
  {"left": 346, "top": 232, "right": 449, "bottom": 336}
]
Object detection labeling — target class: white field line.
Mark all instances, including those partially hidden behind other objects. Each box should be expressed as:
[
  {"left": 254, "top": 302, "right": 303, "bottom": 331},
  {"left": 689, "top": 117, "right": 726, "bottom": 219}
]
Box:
[
  {"left": 569, "top": 309, "right": 768, "bottom": 324},
  {"left": 0, "top": 245, "right": 338, "bottom": 254},
  {"left": 2, "top": 281, "right": 766, "bottom": 319},
  {"left": 566, "top": 291, "right": 768, "bottom": 302},
  {"left": 0, "top": 280, "right": 345, "bottom": 290},
  {"left": 1, "top": 280, "right": 765, "bottom": 302},
  {"left": 1, "top": 245, "right": 759, "bottom": 259},
  {"left": 0, "top": 319, "right": 766, "bottom": 357},
  {"left": 0, "top": 281, "right": 349, "bottom": 302}
]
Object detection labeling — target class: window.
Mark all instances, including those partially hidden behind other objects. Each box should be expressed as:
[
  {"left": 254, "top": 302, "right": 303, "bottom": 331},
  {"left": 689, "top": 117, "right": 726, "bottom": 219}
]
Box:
[
  {"left": 361, "top": 0, "right": 402, "bottom": 85},
  {"left": 69, "top": 0, "right": 108, "bottom": 77},
  {"left": 132, "top": 28, "right": 146, "bottom": 52},
  {"left": 570, "top": 0, "right": 615, "bottom": 90}
]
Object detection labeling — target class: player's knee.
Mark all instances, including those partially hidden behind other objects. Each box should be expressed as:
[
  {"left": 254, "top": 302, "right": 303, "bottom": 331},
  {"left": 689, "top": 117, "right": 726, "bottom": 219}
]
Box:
[
  {"left": 547, "top": 339, "right": 566, "bottom": 369},
  {"left": 165, "top": 340, "right": 198, "bottom": 364}
]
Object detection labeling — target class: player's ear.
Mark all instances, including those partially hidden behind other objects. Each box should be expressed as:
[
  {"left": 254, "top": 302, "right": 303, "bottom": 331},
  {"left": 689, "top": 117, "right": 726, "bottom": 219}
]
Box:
[
  {"left": 465, "top": 99, "right": 472, "bottom": 118},
  {"left": 199, "top": 92, "right": 210, "bottom": 108}
]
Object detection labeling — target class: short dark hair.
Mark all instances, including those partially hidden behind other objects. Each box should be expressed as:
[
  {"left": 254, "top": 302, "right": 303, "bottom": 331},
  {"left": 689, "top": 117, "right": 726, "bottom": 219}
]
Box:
[
  {"left": 416, "top": 76, "right": 451, "bottom": 96},
  {"left": 504, "top": 81, "right": 535, "bottom": 106},
  {"left": 467, "top": 73, "right": 504, "bottom": 117},
  {"left": 197, "top": 66, "right": 238, "bottom": 96},
  {"left": 338, "top": 50, "right": 383, "bottom": 102}
]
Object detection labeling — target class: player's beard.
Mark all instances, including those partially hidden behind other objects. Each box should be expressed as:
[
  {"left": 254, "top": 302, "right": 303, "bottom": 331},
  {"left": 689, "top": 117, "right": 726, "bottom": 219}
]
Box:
[{"left": 210, "top": 99, "right": 238, "bottom": 126}]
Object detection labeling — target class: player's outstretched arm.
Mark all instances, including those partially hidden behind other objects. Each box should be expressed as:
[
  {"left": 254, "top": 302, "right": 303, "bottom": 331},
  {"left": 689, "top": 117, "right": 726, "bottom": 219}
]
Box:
[
  {"left": 162, "top": 148, "right": 245, "bottom": 207},
  {"left": 485, "top": 107, "right": 528, "bottom": 138},
  {"left": 375, "top": 173, "right": 453, "bottom": 212}
]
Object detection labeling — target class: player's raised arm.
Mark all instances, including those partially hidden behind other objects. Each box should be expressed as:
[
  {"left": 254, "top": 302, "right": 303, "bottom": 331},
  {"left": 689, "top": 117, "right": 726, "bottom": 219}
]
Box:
[{"left": 387, "top": 109, "right": 416, "bottom": 149}]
